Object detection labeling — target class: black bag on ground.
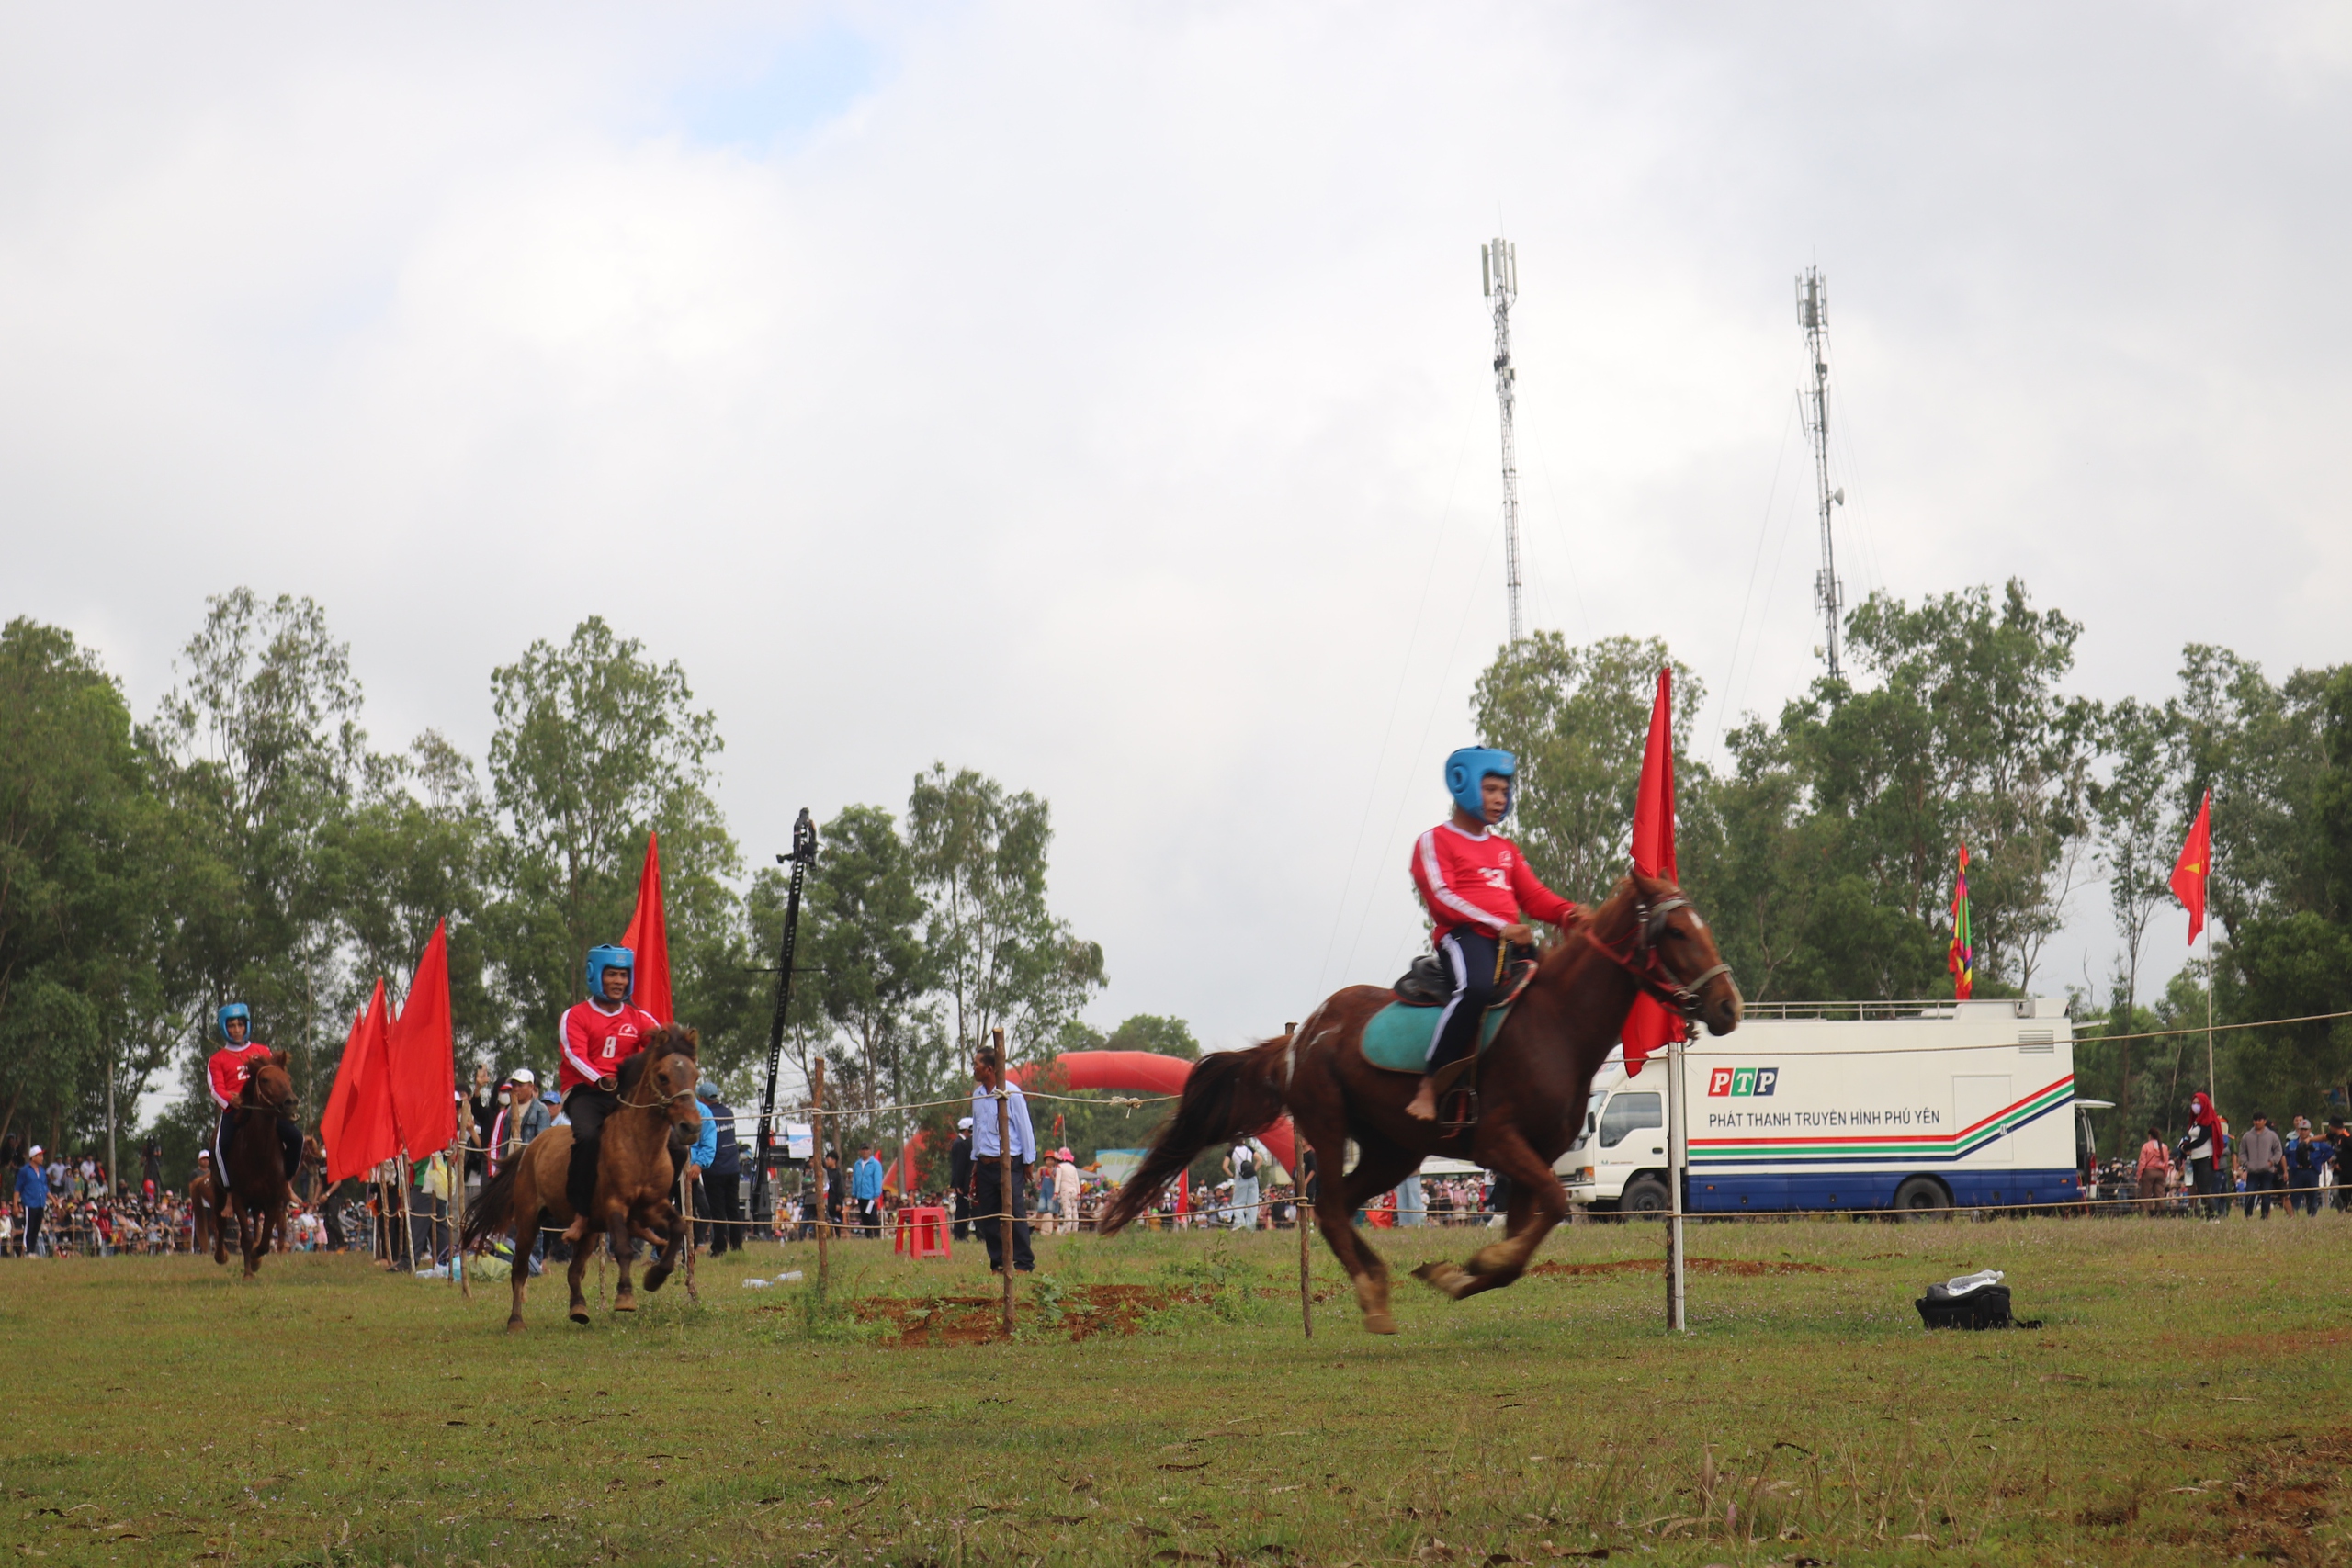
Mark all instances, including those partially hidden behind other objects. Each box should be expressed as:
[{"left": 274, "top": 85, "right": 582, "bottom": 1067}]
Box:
[{"left": 1915, "top": 1269, "right": 2029, "bottom": 1331}]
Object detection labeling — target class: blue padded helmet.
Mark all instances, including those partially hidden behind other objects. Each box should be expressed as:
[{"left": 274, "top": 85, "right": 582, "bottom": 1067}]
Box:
[
  {"left": 585, "top": 944, "right": 635, "bottom": 1002},
  {"left": 217, "top": 1002, "right": 250, "bottom": 1041},
  {"left": 1445, "top": 746, "right": 1518, "bottom": 818}
]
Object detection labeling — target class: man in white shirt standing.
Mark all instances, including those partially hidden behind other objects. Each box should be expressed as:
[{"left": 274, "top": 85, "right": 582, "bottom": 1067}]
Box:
[
  {"left": 1222, "top": 1138, "right": 1262, "bottom": 1230},
  {"left": 966, "top": 1043, "right": 1035, "bottom": 1273}
]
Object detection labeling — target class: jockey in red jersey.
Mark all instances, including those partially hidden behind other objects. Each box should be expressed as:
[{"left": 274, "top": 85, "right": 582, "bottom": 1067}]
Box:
[
  {"left": 209, "top": 1004, "right": 302, "bottom": 1179},
  {"left": 557, "top": 945, "right": 662, "bottom": 1242},
  {"left": 1405, "top": 747, "right": 1580, "bottom": 1122}
]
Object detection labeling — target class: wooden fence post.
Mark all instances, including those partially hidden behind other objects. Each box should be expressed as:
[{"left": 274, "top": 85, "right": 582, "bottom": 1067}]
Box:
[
  {"left": 1288, "top": 1023, "right": 1309, "bottom": 1339},
  {"left": 812, "top": 1057, "right": 829, "bottom": 1292},
  {"left": 996, "top": 1026, "right": 1014, "bottom": 1337}
]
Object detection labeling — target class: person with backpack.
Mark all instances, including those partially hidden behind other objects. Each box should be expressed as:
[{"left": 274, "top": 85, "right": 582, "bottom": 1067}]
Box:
[{"left": 1223, "top": 1138, "right": 1261, "bottom": 1230}]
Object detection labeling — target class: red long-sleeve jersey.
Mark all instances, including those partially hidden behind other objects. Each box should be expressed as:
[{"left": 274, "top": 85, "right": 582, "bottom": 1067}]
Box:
[
  {"left": 557, "top": 999, "right": 662, "bottom": 1095},
  {"left": 1410, "top": 822, "right": 1578, "bottom": 947},
  {"left": 208, "top": 1042, "right": 276, "bottom": 1108}
]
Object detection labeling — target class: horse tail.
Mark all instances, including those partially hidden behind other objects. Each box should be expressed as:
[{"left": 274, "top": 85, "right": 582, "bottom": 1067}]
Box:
[
  {"left": 1098, "top": 1039, "right": 1289, "bottom": 1235},
  {"left": 464, "top": 1160, "right": 519, "bottom": 1250}
]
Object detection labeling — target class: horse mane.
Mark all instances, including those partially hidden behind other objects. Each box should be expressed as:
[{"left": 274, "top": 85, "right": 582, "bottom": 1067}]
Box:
[
  {"left": 1543, "top": 871, "right": 1676, "bottom": 977},
  {"left": 616, "top": 1024, "right": 700, "bottom": 1093},
  {"left": 236, "top": 1051, "right": 292, "bottom": 1107}
]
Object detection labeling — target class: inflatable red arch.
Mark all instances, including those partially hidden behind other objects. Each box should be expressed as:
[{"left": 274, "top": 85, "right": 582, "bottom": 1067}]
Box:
[{"left": 886, "top": 1050, "right": 1295, "bottom": 1189}]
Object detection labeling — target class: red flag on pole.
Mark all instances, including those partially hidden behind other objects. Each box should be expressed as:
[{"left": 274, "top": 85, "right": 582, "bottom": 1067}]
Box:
[
  {"left": 620, "top": 832, "right": 673, "bottom": 1026},
  {"left": 388, "top": 920, "right": 458, "bottom": 1159},
  {"left": 322, "top": 979, "right": 400, "bottom": 1183},
  {"left": 2171, "top": 793, "right": 2211, "bottom": 944},
  {"left": 1623, "top": 667, "right": 1679, "bottom": 1076}
]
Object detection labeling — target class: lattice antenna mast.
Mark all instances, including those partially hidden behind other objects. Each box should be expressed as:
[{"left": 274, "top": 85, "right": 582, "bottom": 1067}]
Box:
[
  {"left": 1797, "top": 266, "right": 1846, "bottom": 681},
  {"left": 1485, "top": 236, "right": 1522, "bottom": 643}
]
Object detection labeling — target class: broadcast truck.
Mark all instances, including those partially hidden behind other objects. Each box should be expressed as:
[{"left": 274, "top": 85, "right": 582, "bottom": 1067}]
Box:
[{"left": 1556, "top": 997, "right": 2080, "bottom": 1215}]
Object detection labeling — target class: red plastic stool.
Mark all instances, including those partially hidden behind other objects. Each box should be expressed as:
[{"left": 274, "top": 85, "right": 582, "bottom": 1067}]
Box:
[{"left": 895, "top": 1205, "right": 951, "bottom": 1259}]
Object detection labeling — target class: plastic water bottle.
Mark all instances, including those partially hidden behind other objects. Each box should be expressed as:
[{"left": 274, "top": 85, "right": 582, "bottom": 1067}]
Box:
[
  {"left": 775, "top": 1270, "right": 804, "bottom": 1283},
  {"left": 740, "top": 1277, "right": 772, "bottom": 1289}
]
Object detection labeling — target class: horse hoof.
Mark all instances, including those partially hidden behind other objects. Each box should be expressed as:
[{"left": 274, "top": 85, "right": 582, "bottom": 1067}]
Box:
[
  {"left": 612, "top": 1295, "right": 636, "bottom": 1314},
  {"left": 1363, "top": 1311, "right": 1400, "bottom": 1335},
  {"left": 642, "top": 1268, "right": 670, "bottom": 1292},
  {"left": 1411, "top": 1261, "right": 1469, "bottom": 1300},
  {"left": 506, "top": 1319, "right": 527, "bottom": 1335},
  {"left": 568, "top": 1307, "right": 591, "bottom": 1325}
]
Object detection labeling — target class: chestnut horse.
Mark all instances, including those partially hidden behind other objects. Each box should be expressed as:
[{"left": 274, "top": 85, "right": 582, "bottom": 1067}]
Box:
[
  {"left": 1102, "top": 873, "right": 1742, "bottom": 1333},
  {"left": 189, "top": 1163, "right": 220, "bottom": 1257},
  {"left": 216, "top": 1051, "right": 297, "bottom": 1279},
  {"left": 464, "top": 1024, "right": 700, "bottom": 1330}
]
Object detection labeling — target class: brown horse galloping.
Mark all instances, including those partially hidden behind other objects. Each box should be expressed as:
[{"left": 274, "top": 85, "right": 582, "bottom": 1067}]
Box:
[
  {"left": 1101, "top": 872, "right": 1742, "bottom": 1333},
  {"left": 464, "top": 1024, "right": 701, "bottom": 1331},
  {"left": 216, "top": 1052, "right": 298, "bottom": 1280}
]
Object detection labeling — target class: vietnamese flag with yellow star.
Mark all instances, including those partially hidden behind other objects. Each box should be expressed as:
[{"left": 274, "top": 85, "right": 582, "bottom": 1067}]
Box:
[{"left": 2171, "top": 792, "right": 2212, "bottom": 944}]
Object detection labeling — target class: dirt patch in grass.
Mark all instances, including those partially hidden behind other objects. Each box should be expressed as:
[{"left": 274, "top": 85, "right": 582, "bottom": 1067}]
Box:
[
  {"left": 2207, "top": 1427, "right": 2352, "bottom": 1563},
  {"left": 1528, "top": 1258, "right": 1832, "bottom": 1278},
  {"left": 853, "top": 1283, "right": 1212, "bottom": 1347}
]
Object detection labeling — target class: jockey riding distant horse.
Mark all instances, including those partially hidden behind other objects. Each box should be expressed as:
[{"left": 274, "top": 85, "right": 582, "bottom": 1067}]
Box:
[{"left": 216, "top": 1049, "right": 300, "bottom": 1279}]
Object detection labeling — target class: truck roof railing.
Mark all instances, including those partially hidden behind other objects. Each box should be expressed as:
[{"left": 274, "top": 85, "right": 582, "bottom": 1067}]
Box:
[{"left": 1737, "top": 998, "right": 2052, "bottom": 1021}]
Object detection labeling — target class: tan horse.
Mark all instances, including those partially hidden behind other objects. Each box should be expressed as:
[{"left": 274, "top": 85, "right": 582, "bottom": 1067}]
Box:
[
  {"left": 189, "top": 1162, "right": 220, "bottom": 1257},
  {"left": 217, "top": 1052, "right": 297, "bottom": 1279},
  {"left": 1102, "top": 874, "right": 1741, "bottom": 1333},
  {"left": 464, "top": 1025, "right": 700, "bottom": 1330}
]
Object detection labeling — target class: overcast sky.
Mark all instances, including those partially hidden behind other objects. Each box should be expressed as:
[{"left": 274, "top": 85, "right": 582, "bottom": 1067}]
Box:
[{"left": 5, "top": 3, "right": 2346, "bottom": 1055}]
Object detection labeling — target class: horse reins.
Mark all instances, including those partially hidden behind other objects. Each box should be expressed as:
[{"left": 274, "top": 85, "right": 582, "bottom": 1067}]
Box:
[{"left": 1583, "top": 891, "right": 1730, "bottom": 1022}]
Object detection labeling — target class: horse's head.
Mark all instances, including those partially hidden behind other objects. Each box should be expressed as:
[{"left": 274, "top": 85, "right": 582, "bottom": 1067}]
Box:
[
  {"left": 1584, "top": 872, "right": 1744, "bottom": 1037},
  {"left": 240, "top": 1052, "right": 296, "bottom": 1112},
  {"left": 628, "top": 1024, "right": 702, "bottom": 1137}
]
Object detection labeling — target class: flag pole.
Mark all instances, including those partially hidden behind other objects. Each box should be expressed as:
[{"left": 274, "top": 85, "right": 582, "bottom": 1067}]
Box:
[{"left": 1666, "top": 1028, "right": 1688, "bottom": 1334}]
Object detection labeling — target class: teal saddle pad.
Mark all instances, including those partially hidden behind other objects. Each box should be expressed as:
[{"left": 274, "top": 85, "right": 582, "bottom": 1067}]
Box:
[{"left": 1359, "top": 1000, "right": 1510, "bottom": 1074}]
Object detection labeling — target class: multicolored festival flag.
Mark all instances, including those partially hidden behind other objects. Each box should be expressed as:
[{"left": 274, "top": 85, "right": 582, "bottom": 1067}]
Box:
[
  {"left": 2170, "top": 792, "right": 2212, "bottom": 944},
  {"left": 1947, "top": 845, "right": 1973, "bottom": 1001}
]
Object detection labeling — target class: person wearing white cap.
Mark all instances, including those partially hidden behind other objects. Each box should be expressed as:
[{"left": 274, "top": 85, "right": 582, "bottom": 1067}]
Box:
[
  {"left": 488, "top": 1067, "right": 548, "bottom": 1176},
  {"left": 15, "top": 1147, "right": 48, "bottom": 1258},
  {"left": 1052, "top": 1147, "right": 1082, "bottom": 1234},
  {"left": 949, "top": 1117, "right": 976, "bottom": 1240}
]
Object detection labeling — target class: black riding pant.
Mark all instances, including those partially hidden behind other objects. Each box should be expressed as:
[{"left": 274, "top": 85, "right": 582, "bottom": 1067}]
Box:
[
  {"left": 971, "top": 1159, "right": 1035, "bottom": 1271},
  {"left": 1428, "top": 930, "right": 1502, "bottom": 1073},
  {"left": 706, "top": 1168, "right": 743, "bottom": 1253},
  {"left": 564, "top": 1086, "right": 619, "bottom": 1216},
  {"left": 217, "top": 1108, "right": 303, "bottom": 1181}
]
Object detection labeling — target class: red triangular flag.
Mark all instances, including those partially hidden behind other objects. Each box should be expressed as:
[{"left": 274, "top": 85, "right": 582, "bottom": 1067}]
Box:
[
  {"left": 388, "top": 921, "right": 458, "bottom": 1159},
  {"left": 619, "top": 831, "right": 673, "bottom": 1025},
  {"left": 323, "top": 979, "right": 401, "bottom": 1183},
  {"left": 1623, "top": 667, "right": 1679, "bottom": 1077},
  {"left": 2171, "top": 793, "right": 2212, "bottom": 945}
]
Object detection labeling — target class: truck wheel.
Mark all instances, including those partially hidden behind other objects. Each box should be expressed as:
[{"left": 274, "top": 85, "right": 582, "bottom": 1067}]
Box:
[
  {"left": 1894, "top": 1177, "right": 1951, "bottom": 1219},
  {"left": 1622, "top": 1176, "right": 1672, "bottom": 1217}
]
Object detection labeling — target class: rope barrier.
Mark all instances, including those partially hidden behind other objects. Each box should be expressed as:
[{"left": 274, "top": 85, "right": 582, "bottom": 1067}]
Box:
[{"left": 1687, "top": 1006, "right": 2352, "bottom": 1057}]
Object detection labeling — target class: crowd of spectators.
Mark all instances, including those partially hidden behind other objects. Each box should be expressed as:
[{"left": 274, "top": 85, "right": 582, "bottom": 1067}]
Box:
[{"left": 2106, "top": 1110, "right": 2349, "bottom": 1219}]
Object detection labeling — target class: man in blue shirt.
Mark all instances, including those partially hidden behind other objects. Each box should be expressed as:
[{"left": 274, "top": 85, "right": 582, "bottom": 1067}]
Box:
[
  {"left": 15, "top": 1147, "right": 49, "bottom": 1258},
  {"left": 850, "top": 1147, "right": 886, "bottom": 1238},
  {"left": 966, "top": 1042, "right": 1035, "bottom": 1273}
]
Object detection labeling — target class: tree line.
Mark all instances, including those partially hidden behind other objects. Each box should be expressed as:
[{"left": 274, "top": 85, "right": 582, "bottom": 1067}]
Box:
[
  {"left": 8, "top": 577, "right": 2346, "bottom": 1180},
  {"left": 1476, "top": 578, "right": 2352, "bottom": 1139},
  {"left": 0, "top": 591, "right": 1125, "bottom": 1179}
]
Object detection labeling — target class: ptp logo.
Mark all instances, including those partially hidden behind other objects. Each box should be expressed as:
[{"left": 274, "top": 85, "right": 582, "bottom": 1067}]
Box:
[{"left": 1706, "top": 1066, "right": 1779, "bottom": 1098}]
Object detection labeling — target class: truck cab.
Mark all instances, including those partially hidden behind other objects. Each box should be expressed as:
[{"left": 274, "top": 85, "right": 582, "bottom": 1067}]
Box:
[{"left": 1557, "top": 1051, "right": 1677, "bottom": 1214}]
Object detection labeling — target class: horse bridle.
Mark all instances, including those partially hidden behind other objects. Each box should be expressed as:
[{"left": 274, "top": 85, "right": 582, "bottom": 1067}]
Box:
[
  {"left": 1586, "top": 891, "right": 1731, "bottom": 1022},
  {"left": 618, "top": 1059, "right": 697, "bottom": 1113}
]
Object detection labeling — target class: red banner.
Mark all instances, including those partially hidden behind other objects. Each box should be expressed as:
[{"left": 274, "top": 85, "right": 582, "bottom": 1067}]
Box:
[
  {"left": 1623, "top": 667, "right": 1680, "bottom": 1076},
  {"left": 389, "top": 920, "right": 458, "bottom": 1158},
  {"left": 620, "top": 832, "right": 673, "bottom": 1025},
  {"left": 322, "top": 979, "right": 400, "bottom": 1183}
]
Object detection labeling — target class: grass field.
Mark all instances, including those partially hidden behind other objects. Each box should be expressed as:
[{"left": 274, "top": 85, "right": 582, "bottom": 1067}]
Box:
[{"left": 2, "top": 1210, "right": 2346, "bottom": 1567}]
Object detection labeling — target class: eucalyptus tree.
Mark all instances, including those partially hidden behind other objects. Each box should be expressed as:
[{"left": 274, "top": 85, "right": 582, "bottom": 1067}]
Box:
[
  {"left": 486, "top": 615, "right": 740, "bottom": 1035},
  {"left": 906, "top": 763, "right": 1103, "bottom": 1062}
]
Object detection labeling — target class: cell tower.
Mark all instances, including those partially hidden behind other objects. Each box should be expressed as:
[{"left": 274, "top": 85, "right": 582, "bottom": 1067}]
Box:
[
  {"left": 1796, "top": 266, "right": 1846, "bottom": 681},
  {"left": 1484, "top": 236, "right": 1522, "bottom": 643}
]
